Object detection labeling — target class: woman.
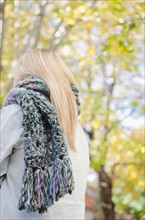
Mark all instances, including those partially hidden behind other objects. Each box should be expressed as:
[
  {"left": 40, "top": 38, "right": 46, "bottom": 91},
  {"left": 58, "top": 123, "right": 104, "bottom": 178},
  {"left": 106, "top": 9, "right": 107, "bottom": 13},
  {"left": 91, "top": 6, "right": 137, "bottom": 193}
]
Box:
[{"left": 0, "top": 49, "right": 90, "bottom": 220}]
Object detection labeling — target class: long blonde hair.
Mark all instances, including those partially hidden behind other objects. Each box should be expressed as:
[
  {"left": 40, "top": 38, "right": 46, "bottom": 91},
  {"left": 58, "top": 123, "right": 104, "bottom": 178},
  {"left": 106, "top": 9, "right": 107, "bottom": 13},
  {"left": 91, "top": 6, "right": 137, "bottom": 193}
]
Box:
[{"left": 12, "top": 49, "right": 79, "bottom": 151}]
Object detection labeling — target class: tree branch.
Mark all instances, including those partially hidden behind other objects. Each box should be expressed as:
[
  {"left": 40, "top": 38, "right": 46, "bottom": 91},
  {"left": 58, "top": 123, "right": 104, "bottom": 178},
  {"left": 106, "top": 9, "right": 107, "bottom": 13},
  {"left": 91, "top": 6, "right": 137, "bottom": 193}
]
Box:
[
  {"left": 48, "top": 0, "right": 98, "bottom": 51},
  {"left": 47, "top": 18, "right": 64, "bottom": 50},
  {"left": 50, "top": 24, "right": 73, "bottom": 51},
  {"left": 32, "top": 1, "right": 48, "bottom": 48}
]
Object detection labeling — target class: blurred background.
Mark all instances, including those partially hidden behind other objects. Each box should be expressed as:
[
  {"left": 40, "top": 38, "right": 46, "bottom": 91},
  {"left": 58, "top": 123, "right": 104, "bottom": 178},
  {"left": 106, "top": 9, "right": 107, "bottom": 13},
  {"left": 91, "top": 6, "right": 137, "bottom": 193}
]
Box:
[{"left": 0, "top": 0, "right": 144, "bottom": 219}]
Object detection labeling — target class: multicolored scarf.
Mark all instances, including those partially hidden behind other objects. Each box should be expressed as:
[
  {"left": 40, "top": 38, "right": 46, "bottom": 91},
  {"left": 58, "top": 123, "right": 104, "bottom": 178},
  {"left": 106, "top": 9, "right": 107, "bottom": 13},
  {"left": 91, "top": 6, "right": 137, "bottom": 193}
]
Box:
[{"left": 2, "top": 75, "right": 81, "bottom": 214}]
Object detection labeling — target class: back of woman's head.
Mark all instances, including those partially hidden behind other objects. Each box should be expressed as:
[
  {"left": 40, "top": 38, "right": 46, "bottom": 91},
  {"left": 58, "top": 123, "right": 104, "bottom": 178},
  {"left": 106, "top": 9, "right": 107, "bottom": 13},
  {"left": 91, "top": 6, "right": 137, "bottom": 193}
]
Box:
[{"left": 12, "top": 49, "right": 79, "bottom": 151}]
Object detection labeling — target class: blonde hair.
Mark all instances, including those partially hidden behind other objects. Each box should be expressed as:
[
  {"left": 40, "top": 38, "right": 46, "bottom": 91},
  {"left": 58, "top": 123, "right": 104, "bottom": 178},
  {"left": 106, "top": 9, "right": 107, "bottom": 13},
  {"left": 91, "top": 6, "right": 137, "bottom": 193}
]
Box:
[{"left": 12, "top": 49, "right": 79, "bottom": 151}]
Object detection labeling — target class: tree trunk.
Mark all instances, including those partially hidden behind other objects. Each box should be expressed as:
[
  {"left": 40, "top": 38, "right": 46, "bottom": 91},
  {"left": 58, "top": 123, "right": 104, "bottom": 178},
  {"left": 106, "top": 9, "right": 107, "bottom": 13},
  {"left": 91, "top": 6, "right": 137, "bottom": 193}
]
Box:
[
  {"left": 98, "top": 166, "right": 115, "bottom": 220},
  {"left": 0, "top": 0, "right": 6, "bottom": 72}
]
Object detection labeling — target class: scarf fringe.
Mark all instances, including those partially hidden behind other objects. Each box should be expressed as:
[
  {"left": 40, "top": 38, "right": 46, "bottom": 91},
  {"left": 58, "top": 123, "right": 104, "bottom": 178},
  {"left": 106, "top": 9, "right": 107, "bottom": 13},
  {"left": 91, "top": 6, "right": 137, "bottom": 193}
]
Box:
[{"left": 17, "top": 156, "right": 74, "bottom": 214}]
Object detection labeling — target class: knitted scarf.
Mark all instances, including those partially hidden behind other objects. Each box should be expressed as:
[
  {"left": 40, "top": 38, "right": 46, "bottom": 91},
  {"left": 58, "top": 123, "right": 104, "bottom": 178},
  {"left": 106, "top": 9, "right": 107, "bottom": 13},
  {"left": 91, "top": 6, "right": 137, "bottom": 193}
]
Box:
[{"left": 2, "top": 75, "right": 81, "bottom": 214}]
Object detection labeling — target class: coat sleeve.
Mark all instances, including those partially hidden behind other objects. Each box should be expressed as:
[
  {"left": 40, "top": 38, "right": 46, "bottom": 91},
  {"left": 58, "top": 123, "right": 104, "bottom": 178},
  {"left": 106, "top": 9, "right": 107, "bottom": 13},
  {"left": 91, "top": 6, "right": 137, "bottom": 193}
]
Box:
[{"left": 0, "top": 104, "right": 24, "bottom": 178}]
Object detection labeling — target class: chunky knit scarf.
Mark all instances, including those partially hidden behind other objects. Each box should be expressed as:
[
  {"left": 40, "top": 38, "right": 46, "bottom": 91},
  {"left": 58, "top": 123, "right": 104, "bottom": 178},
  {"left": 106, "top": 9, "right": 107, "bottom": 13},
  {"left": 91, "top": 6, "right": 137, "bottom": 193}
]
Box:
[{"left": 2, "top": 75, "right": 81, "bottom": 214}]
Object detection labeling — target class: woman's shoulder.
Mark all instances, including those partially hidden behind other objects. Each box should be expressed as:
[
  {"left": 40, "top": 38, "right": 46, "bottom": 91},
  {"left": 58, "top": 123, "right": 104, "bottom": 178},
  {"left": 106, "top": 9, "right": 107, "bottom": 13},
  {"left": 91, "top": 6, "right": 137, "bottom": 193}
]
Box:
[
  {"left": 1, "top": 104, "right": 22, "bottom": 117},
  {"left": 0, "top": 104, "right": 23, "bottom": 127},
  {"left": 75, "top": 121, "right": 90, "bottom": 153},
  {"left": 76, "top": 121, "right": 88, "bottom": 143},
  {"left": 1, "top": 103, "right": 22, "bottom": 113}
]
